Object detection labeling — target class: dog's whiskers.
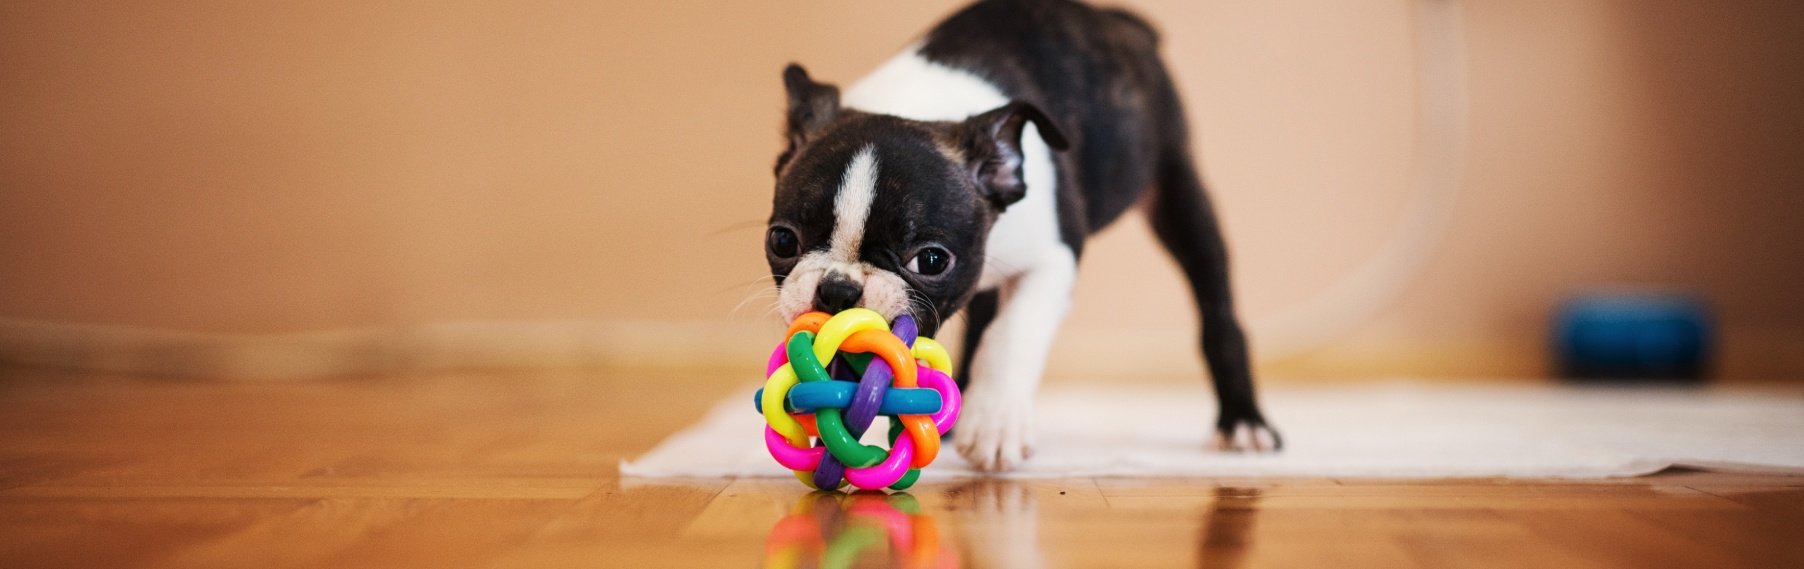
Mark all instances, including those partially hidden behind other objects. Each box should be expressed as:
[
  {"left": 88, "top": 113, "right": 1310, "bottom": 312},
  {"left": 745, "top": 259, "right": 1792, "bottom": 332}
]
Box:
[
  {"left": 904, "top": 289, "right": 943, "bottom": 331},
  {"left": 713, "top": 274, "right": 783, "bottom": 295},
  {"left": 726, "top": 274, "right": 784, "bottom": 320}
]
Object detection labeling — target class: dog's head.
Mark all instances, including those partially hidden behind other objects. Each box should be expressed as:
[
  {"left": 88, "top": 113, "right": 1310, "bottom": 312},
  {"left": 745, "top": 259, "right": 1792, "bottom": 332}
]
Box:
[{"left": 764, "top": 64, "right": 1068, "bottom": 335}]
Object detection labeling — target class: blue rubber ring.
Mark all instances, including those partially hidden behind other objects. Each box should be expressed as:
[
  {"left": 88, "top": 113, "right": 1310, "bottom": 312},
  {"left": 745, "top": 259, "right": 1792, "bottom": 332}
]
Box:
[{"left": 754, "top": 383, "right": 942, "bottom": 415}]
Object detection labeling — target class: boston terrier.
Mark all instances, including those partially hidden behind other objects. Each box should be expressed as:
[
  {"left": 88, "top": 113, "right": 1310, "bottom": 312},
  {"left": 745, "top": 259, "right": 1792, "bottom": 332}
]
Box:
[{"left": 764, "top": 0, "right": 1279, "bottom": 471}]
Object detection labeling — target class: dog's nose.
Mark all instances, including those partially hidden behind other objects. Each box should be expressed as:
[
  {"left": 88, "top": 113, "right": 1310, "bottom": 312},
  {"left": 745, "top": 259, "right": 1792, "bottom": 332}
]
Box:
[{"left": 813, "top": 275, "right": 863, "bottom": 313}]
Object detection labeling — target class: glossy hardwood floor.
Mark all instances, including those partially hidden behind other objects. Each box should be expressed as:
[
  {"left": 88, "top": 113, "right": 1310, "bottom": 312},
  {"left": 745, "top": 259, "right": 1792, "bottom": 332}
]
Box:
[{"left": 1, "top": 366, "right": 1799, "bottom": 568}]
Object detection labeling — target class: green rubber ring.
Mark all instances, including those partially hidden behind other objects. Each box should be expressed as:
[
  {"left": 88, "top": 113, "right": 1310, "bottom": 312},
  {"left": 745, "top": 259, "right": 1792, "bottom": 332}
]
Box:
[
  {"left": 890, "top": 469, "right": 921, "bottom": 490},
  {"left": 788, "top": 332, "right": 828, "bottom": 382},
  {"left": 814, "top": 411, "right": 885, "bottom": 468}
]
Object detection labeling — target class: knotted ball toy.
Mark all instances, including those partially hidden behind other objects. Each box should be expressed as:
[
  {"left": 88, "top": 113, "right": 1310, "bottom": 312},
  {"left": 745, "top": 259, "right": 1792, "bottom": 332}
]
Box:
[{"left": 753, "top": 308, "right": 961, "bottom": 490}]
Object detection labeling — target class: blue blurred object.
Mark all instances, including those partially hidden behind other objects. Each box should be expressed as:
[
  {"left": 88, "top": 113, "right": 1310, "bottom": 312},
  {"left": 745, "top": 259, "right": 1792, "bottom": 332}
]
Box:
[{"left": 1553, "top": 292, "right": 1713, "bottom": 382}]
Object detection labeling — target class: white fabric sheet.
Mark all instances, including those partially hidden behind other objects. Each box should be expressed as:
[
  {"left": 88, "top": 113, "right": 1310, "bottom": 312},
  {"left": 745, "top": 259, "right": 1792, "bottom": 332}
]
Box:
[{"left": 620, "top": 382, "right": 1804, "bottom": 480}]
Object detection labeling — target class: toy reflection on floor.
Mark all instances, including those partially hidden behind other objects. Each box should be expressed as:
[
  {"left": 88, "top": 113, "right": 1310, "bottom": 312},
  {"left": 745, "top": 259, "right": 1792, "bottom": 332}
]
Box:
[
  {"left": 764, "top": 491, "right": 957, "bottom": 569},
  {"left": 755, "top": 309, "right": 963, "bottom": 490}
]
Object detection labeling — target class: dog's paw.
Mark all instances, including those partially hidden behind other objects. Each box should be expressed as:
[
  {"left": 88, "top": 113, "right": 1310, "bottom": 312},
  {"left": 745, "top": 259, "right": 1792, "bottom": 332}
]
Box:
[
  {"left": 1211, "top": 417, "right": 1281, "bottom": 452},
  {"left": 954, "top": 390, "right": 1036, "bottom": 471}
]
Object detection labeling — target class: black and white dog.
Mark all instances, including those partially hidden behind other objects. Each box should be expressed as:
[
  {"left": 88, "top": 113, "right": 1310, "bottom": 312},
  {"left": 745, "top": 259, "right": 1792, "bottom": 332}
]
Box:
[{"left": 764, "top": 0, "right": 1278, "bottom": 471}]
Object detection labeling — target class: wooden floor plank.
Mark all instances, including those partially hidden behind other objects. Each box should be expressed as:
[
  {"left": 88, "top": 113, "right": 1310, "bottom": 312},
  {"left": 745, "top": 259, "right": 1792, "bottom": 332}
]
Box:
[
  {"left": 1500, "top": 509, "right": 1752, "bottom": 569},
  {"left": 0, "top": 367, "right": 1799, "bottom": 568},
  {"left": 0, "top": 497, "right": 313, "bottom": 569}
]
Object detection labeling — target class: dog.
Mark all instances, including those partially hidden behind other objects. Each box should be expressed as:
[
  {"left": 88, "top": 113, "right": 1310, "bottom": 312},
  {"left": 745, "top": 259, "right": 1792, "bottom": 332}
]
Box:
[{"left": 764, "top": 0, "right": 1278, "bottom": 471}]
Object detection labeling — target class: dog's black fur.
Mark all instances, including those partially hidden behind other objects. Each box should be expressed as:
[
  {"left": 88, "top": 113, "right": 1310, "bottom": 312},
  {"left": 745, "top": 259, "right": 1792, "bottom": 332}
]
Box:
[{"left": 768, "top": 0, "right": 1277, "bottom": 452}]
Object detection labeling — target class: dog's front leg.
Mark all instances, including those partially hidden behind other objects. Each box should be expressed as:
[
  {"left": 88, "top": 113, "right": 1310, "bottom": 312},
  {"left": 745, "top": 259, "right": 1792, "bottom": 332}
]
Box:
[{"left": 957, "top": 247, "right": 1078, "bottom": 471}]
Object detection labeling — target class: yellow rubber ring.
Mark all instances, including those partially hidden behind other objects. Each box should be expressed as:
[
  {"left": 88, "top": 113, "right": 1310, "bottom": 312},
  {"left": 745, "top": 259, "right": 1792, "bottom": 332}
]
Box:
[
  {"left": 911, "top": 337, "right": 951, "bottom": 372},
  {"left": 811, "top": 308, "right": 889, "bottom": 364},
  {"left": 761, "top": 363, "right": 808, "bottom": 447}
]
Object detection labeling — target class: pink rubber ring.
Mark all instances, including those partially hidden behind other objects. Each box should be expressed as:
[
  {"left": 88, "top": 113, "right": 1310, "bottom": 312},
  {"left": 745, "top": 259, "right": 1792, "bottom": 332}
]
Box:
[
  {"left": 766, "top": 342, "right": 788, "bottom": 375},
  {"left": 918, "top": 367, "right": 961, "bottom": 433},
  {"left": 844, "top": 433, "right": 913, "bottom": 489},
  {"left": 764, "top": 425, "right": 823, "bottom": 471}
]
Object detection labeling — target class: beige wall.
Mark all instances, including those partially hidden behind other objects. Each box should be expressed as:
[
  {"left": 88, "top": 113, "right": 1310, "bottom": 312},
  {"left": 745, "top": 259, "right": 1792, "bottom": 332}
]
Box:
[{"left": 2, "top": 1, "right": 1800, "bottom": 380}]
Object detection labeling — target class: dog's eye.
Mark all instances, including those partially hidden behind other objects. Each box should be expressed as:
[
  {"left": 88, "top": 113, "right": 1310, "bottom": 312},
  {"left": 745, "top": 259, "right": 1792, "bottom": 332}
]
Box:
[
  {"left": 905, "top": 247, "right": 954, "bottom": 276},
  {"left": 767, "top": 227, "right": 800, "bottom": 259}
]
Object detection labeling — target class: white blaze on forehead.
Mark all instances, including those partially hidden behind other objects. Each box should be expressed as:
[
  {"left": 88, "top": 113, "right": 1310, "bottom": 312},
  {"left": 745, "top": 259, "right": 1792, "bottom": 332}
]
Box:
[
  {"left": 774, "top": 146, "right": 913, "bottom": 324},
  {"left": 829, "top": 145, "right": 879, "bottom": 263}
]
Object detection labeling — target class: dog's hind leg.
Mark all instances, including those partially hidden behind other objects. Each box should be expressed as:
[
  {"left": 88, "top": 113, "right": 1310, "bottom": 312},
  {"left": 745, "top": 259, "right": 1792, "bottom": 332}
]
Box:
[{"left": 1146, "top": 151, "right": 1281, "bottom": 452}]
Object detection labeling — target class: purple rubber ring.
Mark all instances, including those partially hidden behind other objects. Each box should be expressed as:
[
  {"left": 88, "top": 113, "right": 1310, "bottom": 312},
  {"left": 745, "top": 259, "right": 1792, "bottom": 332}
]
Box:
[
  {"left": 845, "top": 358, "right": 890, "bottom": 435},
  {"left": 844, "top": 314, "right": 918, "bottom": 435},
  {"left": 892, "top": 315, "right": 919, "bottom": 348},
  {"left": 812, "top": 452, "right": 846, "bottom": 490}
]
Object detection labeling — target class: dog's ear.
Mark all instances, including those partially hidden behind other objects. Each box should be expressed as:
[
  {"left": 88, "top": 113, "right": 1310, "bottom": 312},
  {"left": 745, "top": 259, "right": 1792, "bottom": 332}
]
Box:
[
  {"left": 959, "top": 101, "right": 1070, "bottom": 208},
  {"left": 776, "top": 63, "right": 840, "bottom": 175}
]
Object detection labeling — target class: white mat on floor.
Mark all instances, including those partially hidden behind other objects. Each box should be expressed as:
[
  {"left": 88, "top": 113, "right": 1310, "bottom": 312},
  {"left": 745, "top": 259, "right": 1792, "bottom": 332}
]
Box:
[{"left": 620, "top": 382, "right": 1804, "bottom": 480}]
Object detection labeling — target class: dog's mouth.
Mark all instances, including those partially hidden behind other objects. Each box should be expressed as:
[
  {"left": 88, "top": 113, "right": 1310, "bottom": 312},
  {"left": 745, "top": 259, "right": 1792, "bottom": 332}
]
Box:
[
  {"left": 778, "top": 300, "right": 918, "bottom": 326},
  {"left": 775, "top": 264, "right": 919, "bottom": 325}
]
